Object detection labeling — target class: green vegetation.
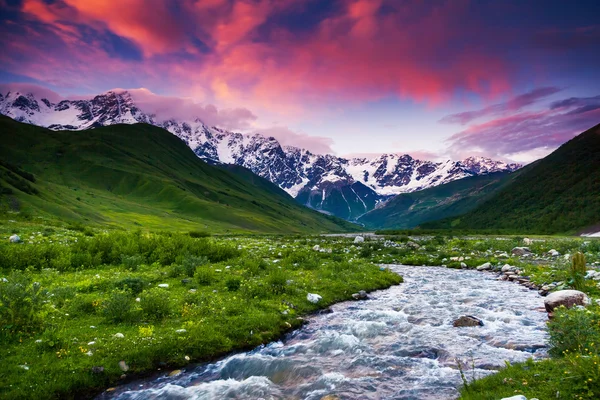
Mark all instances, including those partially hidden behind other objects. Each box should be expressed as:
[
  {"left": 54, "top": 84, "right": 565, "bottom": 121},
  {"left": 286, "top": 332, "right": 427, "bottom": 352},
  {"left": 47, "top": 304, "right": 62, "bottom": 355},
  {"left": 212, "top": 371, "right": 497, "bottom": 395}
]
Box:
[
  {"left": 425, "top": 123, "right": 600, "bottom": 234},
  {"left": 358, "top": 172, "right": 515, "bottom": 229},
  {"left": 0, "top": 116, "right": 357, "bottom": 233},
  {"left": 0, "top": 223, "right": 401, "bottom": 399}
]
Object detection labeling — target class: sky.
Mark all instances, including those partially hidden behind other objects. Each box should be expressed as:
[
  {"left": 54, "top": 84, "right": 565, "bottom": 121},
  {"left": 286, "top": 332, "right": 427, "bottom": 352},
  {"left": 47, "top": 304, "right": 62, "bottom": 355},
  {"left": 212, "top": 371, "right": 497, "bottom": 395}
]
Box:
[{"left": 1, "top": 0, "right": 600, "bottom": 163}]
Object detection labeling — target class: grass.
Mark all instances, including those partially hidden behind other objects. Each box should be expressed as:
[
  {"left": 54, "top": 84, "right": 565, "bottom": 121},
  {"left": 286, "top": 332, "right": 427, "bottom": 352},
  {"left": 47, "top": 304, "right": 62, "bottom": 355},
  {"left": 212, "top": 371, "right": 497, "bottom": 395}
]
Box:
[
  {"left": 358, "top": 171, "right": 515, "bottom": 229},
  {"left": 0, "top": 116, "right": 357, "bottom": 234},
  {"left": 0, "top": 224, "right": 401, "bottom": 399},
  {"left": 3, "top": 219, "right": 600, "bottom": 398},
  {"left": 424, "top": 123, "right": 600, "bottom": 234}
]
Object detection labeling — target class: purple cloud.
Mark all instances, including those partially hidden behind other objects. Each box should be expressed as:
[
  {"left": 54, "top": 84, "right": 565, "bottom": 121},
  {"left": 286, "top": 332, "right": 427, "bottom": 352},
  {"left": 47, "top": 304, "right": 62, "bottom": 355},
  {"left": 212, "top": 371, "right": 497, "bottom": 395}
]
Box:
[
  {"left": 439, "top": 87, "right": 562, "bottom": 125},
  {"left": 447, "top": 94, "right": 600, "bottom": 162}
]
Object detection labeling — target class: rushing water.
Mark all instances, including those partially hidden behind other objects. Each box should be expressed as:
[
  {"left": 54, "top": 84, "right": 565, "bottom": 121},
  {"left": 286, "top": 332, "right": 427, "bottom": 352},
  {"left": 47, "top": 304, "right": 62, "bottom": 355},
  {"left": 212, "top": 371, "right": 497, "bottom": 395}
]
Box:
[{"left": 100, "top": 265, "right": 548, "bottom": 400}]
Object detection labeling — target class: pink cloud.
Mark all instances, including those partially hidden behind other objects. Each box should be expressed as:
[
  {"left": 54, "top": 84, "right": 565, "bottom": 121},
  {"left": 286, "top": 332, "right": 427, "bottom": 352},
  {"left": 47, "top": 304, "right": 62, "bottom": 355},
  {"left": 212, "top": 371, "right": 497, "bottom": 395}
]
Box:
[
  {"left": 440, "top": 87, "right": 562, "bottom": 125},
  {"left": 258, "top": 126, "right": 335, "bottom": 154},
  {"left": 0, "top": 83, "right": 63, "bottom": 102},
  {"left": 3, "top": 0, "right": 517, "bottom": 116},
  {"left": 119, "top": 88, "right": 257, "bottom": 131},
  {"left": 447, "top": 97, "right": 600, "bottom": 162}
]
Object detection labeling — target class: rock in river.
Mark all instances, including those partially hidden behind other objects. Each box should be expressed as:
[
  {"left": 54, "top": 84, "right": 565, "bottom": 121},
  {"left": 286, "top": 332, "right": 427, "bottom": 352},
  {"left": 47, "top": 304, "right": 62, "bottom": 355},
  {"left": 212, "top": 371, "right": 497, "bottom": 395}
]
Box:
[{"left": 453, "top": 315, "right": 484, "bottom": 327}]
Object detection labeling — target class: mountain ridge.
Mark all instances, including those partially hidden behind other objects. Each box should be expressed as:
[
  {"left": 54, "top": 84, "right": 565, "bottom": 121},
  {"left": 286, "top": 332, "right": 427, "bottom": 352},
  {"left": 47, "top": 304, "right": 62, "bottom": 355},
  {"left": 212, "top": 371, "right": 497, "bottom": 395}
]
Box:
[
  {"left": 422, "top": 123, "right": 600, "bottom": 234},
  {"left": 0, "top": 89, "right": 521, "bottom": 220},
  {"left": 0, "top": 115, "right": 358, "bottom": 233}
]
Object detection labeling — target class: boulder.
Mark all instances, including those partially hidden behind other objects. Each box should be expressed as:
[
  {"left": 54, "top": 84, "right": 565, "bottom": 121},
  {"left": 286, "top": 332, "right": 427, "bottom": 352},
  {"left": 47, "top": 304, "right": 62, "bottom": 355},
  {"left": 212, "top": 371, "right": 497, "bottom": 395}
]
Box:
[
  {"left": 585, "top": 270, "right": 600, "bottom": 280},
  {"left": 511, "top": 247, "right": 532, "bottom": 256},
  {"left": 406, "top": 241, "right": 420, "bottom": 249},
  {"left": 548, "top": 249, "right": 560, "bottom": 257},
  {"left": 523, "top": 238, "right": 533, "bottom": 245},
  {"left": 313, "top": 245, "right": 321, "bottom": 251},
  {"left": 544, "top": 290, "right": 590, "bottom": 313},
  {"left": 307, "top": 293, "right": 322, "bottom": 303},
  {"left": 501, "top": 264, "right": 513, "bottom": 272},
  {"left": 476, "top": 262, "right": 492, "bottom": 271},
  {"left": 460, "top": 262, "right": 467, "bottom": 269},
  {"left": 452, "top": 315, "right": 484, "bottom": 327},
  {"left": 352, "top": 290, "right": 369, "bottom": 300},
  {"left": 500, "top": 396, "right": 527, "bottom": 400},
  {"left": 9, "top": 234, "right": 20, "bottom": 243},
  {"left": 353, "top": 236, "right": 364, "bottom": 244}
]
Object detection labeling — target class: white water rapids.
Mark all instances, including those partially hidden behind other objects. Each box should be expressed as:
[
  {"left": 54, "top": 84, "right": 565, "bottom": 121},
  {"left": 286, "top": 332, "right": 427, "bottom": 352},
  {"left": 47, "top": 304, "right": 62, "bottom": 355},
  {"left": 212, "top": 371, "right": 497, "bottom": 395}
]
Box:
[{"left": 100, "top": 265, "right": 548, "bottom": 400}]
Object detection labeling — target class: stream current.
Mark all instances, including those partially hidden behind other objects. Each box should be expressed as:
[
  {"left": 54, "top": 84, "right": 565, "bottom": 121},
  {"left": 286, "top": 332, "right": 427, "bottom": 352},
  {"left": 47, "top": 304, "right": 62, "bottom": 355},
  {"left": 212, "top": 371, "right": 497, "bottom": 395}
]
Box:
[{"left": 101, "top": 265, "right": 548, "bottom": 400}]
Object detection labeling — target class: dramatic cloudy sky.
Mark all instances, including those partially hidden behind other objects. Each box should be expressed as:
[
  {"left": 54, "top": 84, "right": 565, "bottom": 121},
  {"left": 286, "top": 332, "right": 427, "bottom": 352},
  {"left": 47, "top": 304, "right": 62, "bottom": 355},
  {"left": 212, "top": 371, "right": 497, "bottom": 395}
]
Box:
[{"left": 1, "top": 0, "right": 599, "bottom": 162}]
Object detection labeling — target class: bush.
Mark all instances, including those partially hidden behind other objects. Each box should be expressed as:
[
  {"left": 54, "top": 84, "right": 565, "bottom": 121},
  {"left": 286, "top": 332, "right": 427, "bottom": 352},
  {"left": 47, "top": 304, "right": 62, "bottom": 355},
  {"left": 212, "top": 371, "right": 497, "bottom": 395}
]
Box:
[
  {"left": 188, "top": 231, "right": 210, "bottom": 238},
  {"left": 102, "top": 289, "right": 134, "bottom": 323},
  {"left": 0, "top": 271, "right": 48, "bottom": 333},
  {"left": 570, "top": 252, "right": 586, "bottom": 290},
  {"left": 195, "top": 266, "right": 216, "bottom": 286},
  {"left": 51, "top": 286, "right": 76, "bottom": 308},
  {"left": 225, "top": 277, "right": 242, "bottom": 291},
  {"left": 67, "top": 294, "right": 98, "bottom": 317},
  {"left": 121, "top": 254, "right": 144, "bottom": 271},
  {"left": 548, "top": 306, "right": 600, "bottom": 357},
  {"left": 139, "top": 288, "right": 171, "bottom": 320},
  {"left": 266, "top": 268, "right": 289, "bottom": 294},
  {"left": 180, "top": 254, "right": 209, "bottom": 277},
  {"left": 116, "top": 277, "right": 146, "bottom": 295}
]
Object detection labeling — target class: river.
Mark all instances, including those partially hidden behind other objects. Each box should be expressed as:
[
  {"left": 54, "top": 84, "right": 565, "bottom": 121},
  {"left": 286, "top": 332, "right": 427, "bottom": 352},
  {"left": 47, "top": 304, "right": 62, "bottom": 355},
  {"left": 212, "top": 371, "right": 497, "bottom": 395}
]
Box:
[{"left": 100, "top": 265, "right": 548, "bottom": 400}]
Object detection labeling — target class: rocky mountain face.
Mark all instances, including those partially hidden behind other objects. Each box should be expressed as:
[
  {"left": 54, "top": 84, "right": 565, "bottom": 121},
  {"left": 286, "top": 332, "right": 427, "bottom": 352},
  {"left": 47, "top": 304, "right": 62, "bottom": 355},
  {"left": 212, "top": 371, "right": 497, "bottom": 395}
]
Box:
[{"left": 0, "top": 89, "right": 521, "bottom": 220}]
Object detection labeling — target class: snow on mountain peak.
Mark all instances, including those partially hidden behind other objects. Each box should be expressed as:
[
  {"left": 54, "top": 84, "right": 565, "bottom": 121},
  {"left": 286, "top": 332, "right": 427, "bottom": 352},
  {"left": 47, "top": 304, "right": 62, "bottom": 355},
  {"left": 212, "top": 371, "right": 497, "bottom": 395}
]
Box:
[{"left": 0, "top": 90, "right": 522, "bottom": 220}]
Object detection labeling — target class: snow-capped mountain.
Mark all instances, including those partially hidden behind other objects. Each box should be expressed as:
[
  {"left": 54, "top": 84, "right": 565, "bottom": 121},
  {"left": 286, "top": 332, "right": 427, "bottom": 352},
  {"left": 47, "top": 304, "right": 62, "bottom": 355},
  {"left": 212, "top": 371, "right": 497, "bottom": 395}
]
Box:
[{"left": 0, "top": 89, "right": 521, "bottom": 220}]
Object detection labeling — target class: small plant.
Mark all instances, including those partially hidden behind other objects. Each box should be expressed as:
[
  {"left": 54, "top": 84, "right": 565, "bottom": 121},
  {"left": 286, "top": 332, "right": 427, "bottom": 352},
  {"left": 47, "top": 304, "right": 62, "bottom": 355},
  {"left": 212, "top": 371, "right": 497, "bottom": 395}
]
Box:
[
  {"left": 570, "top": 252, "right": 587, "bottom": 290},
  {"left": 548, "top": 305, "right": 600, "bottom": 357},
  {"left": 121, "top": 254, "right": 144, "bottom": 271},
  {"left": 195, "top": 266, "right": 215, "bottom": 285},
  {"left": 116, "top": 277, "right": 146, "bottom": 295},
  {"left": 102, "top": 289, "right": 133, "bottom": 323},
  {"left": 181, "top": 254, "right": 209, "bottom": 277},
  {"left": 225, "top": 277, "right": 242, "bottom": 291},
  {"left": 266, "top": 268, "right": 289, "bottom": 294},
  {"left": 0, "top": 271, "right": 48, "bottom": 333},
  {"left": 188, "top": 230, "right": 210, "bottom": 238},
  {"left": 139, "top": 288, "right": 171, "bottom": 320}
]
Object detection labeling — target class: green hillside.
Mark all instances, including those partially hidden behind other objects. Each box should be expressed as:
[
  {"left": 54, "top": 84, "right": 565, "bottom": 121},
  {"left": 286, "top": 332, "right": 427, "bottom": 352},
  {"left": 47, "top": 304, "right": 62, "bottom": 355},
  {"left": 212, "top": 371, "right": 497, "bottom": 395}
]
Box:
[
  {"left": 424, "top": 123, "right": 600, "bottom": 234},
  {"left": 0, "top": 116, "right": 357, "bottom": 233},
  {"left": 357, "top": 171, "right": 516, "bottom": 229}
]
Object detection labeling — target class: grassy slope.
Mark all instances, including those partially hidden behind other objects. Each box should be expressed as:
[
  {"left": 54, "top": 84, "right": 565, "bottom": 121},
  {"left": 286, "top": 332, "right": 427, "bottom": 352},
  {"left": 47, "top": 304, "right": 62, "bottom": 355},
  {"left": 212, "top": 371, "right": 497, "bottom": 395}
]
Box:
[
  {"left": 0, "top": 116, "right": 357, "bottom": 233},
  {"left": 357, "top": 171, "right": 515, "bottom": 229},
  {"left": 424, "top": 123, "right": 600, "bottom": 234}
]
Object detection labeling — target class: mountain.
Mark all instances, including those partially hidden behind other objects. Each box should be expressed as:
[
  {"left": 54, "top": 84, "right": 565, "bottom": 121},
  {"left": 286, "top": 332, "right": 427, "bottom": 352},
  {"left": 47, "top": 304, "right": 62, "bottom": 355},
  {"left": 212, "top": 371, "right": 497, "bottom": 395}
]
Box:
[
  {"left": 0, "top": 115, "right": 358, "bottom": 233},
  {"left": 423, "top": 123, "right": 600, "bottom": 234},
  {"left": 357, "top": 171, "right": 517, "bottom": 229},
  {"left": 0, "top": 89, "right": 521, "bottom": 220}
]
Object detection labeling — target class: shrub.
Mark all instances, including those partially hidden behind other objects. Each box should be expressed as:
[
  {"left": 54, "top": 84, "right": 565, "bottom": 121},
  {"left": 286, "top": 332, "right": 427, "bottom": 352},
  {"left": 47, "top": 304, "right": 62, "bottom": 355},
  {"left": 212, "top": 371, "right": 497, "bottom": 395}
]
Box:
[
  {"left": 188, "top": 231, "right": 210, "bottom": 238},
  {"left": 195, "top": 266, "right": 216, "bottom": 286},
  {"left": 121, "top": 254, "right": 144, "bottom": 271},
  {"left": 180, "top": 254, "right": 209, "bottom": 277},
  {"left": 226, "top": 277, "right": 242, "bottom": 291},
  {"left": 67, "top": 294, "right": 98, "bottom": 317},
  {"left": 139, "top": 288, "right": 171, "bottom": 320},
  {"left": 242, "top": 257, "right": 268, "bottom": 276},
  {"left": 51, "top": 286, "right": 76, "bottom": 308},
  {"left": 548, "top": 306, "right": 600, "bottom": 357},
  {"left": 0, "top": 271, "right": 48, "bottom": 333},
  {"left": 102, "top": 289, "right": 134, "bottom": 323},
  {"left": 570, "top": 252, "right": 586, "bottom": 290},
  {"left": 116, "top": 277, "right": 146, "bottom": 295},
  {"left": 266, "top": 268, "right": 289, "bottom": 294}
]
